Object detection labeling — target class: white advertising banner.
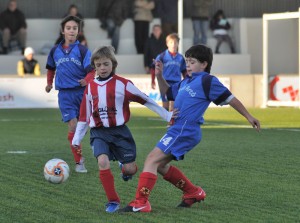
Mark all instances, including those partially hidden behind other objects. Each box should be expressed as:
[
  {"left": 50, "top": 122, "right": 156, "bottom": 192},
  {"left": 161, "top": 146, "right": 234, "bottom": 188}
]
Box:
[
  {"left": 0, "top": 76, "right": 160, "bottom": 109},
  {"left": 0, "top": 75, "right": 230, "bottom": 109},
  {"left": 0, "top": 77, "right": 58, "bottom": 108}
]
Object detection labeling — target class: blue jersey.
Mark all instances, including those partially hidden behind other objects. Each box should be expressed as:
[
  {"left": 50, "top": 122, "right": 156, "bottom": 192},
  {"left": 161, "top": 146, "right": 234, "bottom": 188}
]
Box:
[
  {"left": 155, "top": 50, "right": 186, "bottom": 82},
  {"left": 46, "top": 40, "right": 93, "bottom": 90},
  {"left": 167, "top": 72, "right": 233, "bottom": 125}
]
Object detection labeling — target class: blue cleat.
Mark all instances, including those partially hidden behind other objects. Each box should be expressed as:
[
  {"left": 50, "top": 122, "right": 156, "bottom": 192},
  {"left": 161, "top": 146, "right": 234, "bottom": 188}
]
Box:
[
  {"left": 118, "top": 162, "right": 132, "bottom": 181},
  {"left": 105, "top": 202, "right": 120, "bottom": 213}
]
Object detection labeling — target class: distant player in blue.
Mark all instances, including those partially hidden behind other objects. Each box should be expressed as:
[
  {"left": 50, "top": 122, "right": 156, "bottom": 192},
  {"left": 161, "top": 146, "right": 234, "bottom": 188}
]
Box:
[
  {"left": 153, "top": 33, "right": 186, "bottom": 112},
  {"left": 119, "top": 44, "right": 260, "bottom": 213},
  {"left": 45, "top": 15, "right": 95, "bottom": 173}
]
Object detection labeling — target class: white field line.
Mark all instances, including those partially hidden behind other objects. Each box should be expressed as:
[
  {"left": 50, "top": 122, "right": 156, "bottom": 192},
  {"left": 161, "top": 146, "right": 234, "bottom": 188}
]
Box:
[
  {"left": 148, "top": 118, "right": 300, "bottom": 131},
  {"left": 5, "top": 150, "right": 68, "bottom": 155},
  {"left": 2, "top": 118, "right": 299, "bottom": 132},
  {"left": 6, "top": 151, "right": 27, "bottom": 154},
  {"left": 273, "top": 128, "right": 300, "bottom": 132},
  {"left": 0, "top": 118, "right": 54, "bottom": 122}
]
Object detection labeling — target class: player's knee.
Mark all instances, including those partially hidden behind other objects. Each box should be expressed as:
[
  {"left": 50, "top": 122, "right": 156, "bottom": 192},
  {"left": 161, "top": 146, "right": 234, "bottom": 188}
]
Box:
[
  {"left": 122, "top": 163, "right": 138, "bottom": 176},
  {"left": 97, "top": 154, "right": 110, "bottom": 170},
  {"left": 68, "top": 118, "right": 78, "bottom": 132}
]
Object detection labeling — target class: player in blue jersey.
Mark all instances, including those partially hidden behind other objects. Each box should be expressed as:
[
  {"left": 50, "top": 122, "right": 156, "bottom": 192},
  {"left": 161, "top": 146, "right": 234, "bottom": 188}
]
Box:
[
  {"left": 45, "top": 15, "right": 95, "bottom": 173},
  {"left": 119, "top": 44, "right": 261, "bottom": 213},
  {"left": 153, "top": 33, "right": 187, "bottom": 112}
]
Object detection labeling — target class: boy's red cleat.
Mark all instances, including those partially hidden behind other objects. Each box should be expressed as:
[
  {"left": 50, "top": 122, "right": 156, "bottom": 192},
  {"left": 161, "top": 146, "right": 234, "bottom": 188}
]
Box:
[
  {"left": 177, "top": 187, "right": 206, "bottom": 208},
  {"left": 118, "top": 200, "right": 151, "bottom": 213}
]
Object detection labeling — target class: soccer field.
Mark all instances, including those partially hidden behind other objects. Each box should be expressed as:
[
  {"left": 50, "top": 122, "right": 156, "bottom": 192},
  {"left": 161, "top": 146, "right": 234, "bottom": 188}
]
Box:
[{"left": 0, "top": 107, "right": 299, "bottom": 223}]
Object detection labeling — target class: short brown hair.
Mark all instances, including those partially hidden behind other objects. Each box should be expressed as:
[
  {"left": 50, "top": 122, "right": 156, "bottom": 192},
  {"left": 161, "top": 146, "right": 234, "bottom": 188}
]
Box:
[
  {"left": 166, "top": 33, "right": 180, "bottom": 43},
  {"left": 91, "top": 46, "right": 118, "bottom": 73}
]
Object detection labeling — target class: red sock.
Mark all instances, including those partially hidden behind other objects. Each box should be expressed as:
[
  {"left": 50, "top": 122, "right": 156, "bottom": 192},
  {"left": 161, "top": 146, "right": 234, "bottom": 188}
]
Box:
[
  {"left": 67, "top": 132, "right": 81, "bottom": 163},
  {"left": 163, "top": 166, "right": 197, "bottom": 194},
  {"left": 99, "top": 169, "right": 120, "bottom": 203},
  {"left": 135, "top": 172, "right": 157, "bottom": 204}
]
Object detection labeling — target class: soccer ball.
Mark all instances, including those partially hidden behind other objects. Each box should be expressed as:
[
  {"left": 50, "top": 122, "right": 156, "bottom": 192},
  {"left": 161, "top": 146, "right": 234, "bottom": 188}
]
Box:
[{"left": 44, "top": 158, "right": 70, "bottom": 184}]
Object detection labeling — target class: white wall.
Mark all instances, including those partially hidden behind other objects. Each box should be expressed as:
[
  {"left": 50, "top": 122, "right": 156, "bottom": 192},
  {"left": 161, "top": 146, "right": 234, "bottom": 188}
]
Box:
[{"left": 239, "top": 18, "right": 299, "bottom": 75}]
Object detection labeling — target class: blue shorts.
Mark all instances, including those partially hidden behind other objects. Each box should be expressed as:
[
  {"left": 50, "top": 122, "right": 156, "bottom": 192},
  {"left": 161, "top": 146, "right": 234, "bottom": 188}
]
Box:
[
  {"left": 161, "top": 80, "right": 177, "bottom": 102},
  {"left": 58, "top": 88, "right": 84, "bottom": 122},
  {"left": 156, "top": 121, "right": 201, "bottom": 160},
  {"left": 90, "top": 125, "right": 136, "bottom": 164}
]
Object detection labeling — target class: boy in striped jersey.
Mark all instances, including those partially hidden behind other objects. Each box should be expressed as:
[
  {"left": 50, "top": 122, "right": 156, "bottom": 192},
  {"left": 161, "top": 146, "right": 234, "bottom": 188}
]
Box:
[{"left": 72, "top": 46, "right": 176, "bottom": 213}]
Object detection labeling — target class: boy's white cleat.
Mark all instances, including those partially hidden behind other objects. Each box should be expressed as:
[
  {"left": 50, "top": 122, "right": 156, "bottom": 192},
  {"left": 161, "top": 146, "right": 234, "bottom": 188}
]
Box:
[{"left": 75, "top": 157, "right": 88, "bottom": 173}]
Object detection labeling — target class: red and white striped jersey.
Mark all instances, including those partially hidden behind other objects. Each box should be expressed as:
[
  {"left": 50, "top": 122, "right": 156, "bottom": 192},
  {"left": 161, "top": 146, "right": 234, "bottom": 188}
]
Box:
[{"left": 72, "top": 74, "right": 172, "bottom": 146}]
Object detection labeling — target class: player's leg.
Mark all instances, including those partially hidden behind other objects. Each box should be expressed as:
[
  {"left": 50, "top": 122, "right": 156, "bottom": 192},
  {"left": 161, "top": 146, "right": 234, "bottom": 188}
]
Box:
[
  {"left": 162, "top": 101, "right": 169, "bottom": 111},
  {"left": 168, "top": 100, "right": 174, "bottom": 112},
  {"left": 161, "top": 91, "right": 169, "bottom": 111},
  {"left": 119, "top": 161, "right": 138, "bottom": 181},
  {"left": 98, "top": 154, "right": 120, "bottom": 213},
  {"left": 160, "top": 165, "right": 206, "bottom": 208},
  {"left": 157, "top": 124, "right": 206, "bottom": 208},
  {"left": 92, "top": 132, "right": 120, "bottom": 213},
  {"left": 67, "top": 118, "right": 87, "bottom": 172},
  {"left": 59, "top": 89, "right": 86, "bottom": 172},
  {"left": 108, "top": 124, "right": 138, "bottom": 181},
  {"left": 118, "top": 147, "right": 173, "bottom": 213}
]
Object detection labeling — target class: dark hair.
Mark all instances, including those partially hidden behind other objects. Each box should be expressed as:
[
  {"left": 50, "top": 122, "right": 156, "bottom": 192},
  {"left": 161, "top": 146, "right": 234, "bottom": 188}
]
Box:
[
  {"left": 213, "top": 9, "right": 226, "bottom": 20},
  {"left": 60, "top": 15, "right": 82, "bottom": 32},
  {"left": 185, "top": 44, "right": 213, "bottom": 73},
  {"left": 68, "top": 4, "right": 78, "bottom": 11}
]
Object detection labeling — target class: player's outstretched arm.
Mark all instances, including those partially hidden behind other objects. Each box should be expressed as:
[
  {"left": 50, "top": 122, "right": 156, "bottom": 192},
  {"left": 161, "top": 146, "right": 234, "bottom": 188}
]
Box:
[{"left": 229, "top": 97, "right": 260, "bottom": 132}]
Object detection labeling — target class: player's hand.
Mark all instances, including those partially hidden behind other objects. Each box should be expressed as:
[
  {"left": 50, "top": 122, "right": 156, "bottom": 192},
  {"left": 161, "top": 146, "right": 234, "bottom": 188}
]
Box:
[
  {"left": 78, "top": 79, "right": 87, "bottom": 87},
  {"left": 248, "top": 116, "right": 261, "bottom": 132},
  {"left": 171, "top": 108, "right": 179, "bottom": 119},
  {"left": 45, "top": 85, "right": 53, "bottom": 93},
  {"left": 167, "top": 109, "right": 179, "bottom": 126}
]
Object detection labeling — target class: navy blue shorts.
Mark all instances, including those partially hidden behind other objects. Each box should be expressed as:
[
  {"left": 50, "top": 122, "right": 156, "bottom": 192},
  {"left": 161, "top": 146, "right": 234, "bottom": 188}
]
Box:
[
  {"left": 58, "top": 88, "right": 84, "bottom": 122},
  {"left": 90, "top": 125, "right": 136, "bottom": 164},
  {"left": 156, "top": 121, "right": 201, "bottom": 160}
]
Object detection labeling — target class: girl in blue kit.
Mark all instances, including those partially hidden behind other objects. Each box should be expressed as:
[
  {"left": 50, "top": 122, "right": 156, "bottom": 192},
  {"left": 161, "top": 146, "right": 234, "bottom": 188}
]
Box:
[
  {"left": 119, "top": 44, "right": 260, "bottom": 213},
  {"left": 45, "top": 15, "right": 95, "bottom": 173}
]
